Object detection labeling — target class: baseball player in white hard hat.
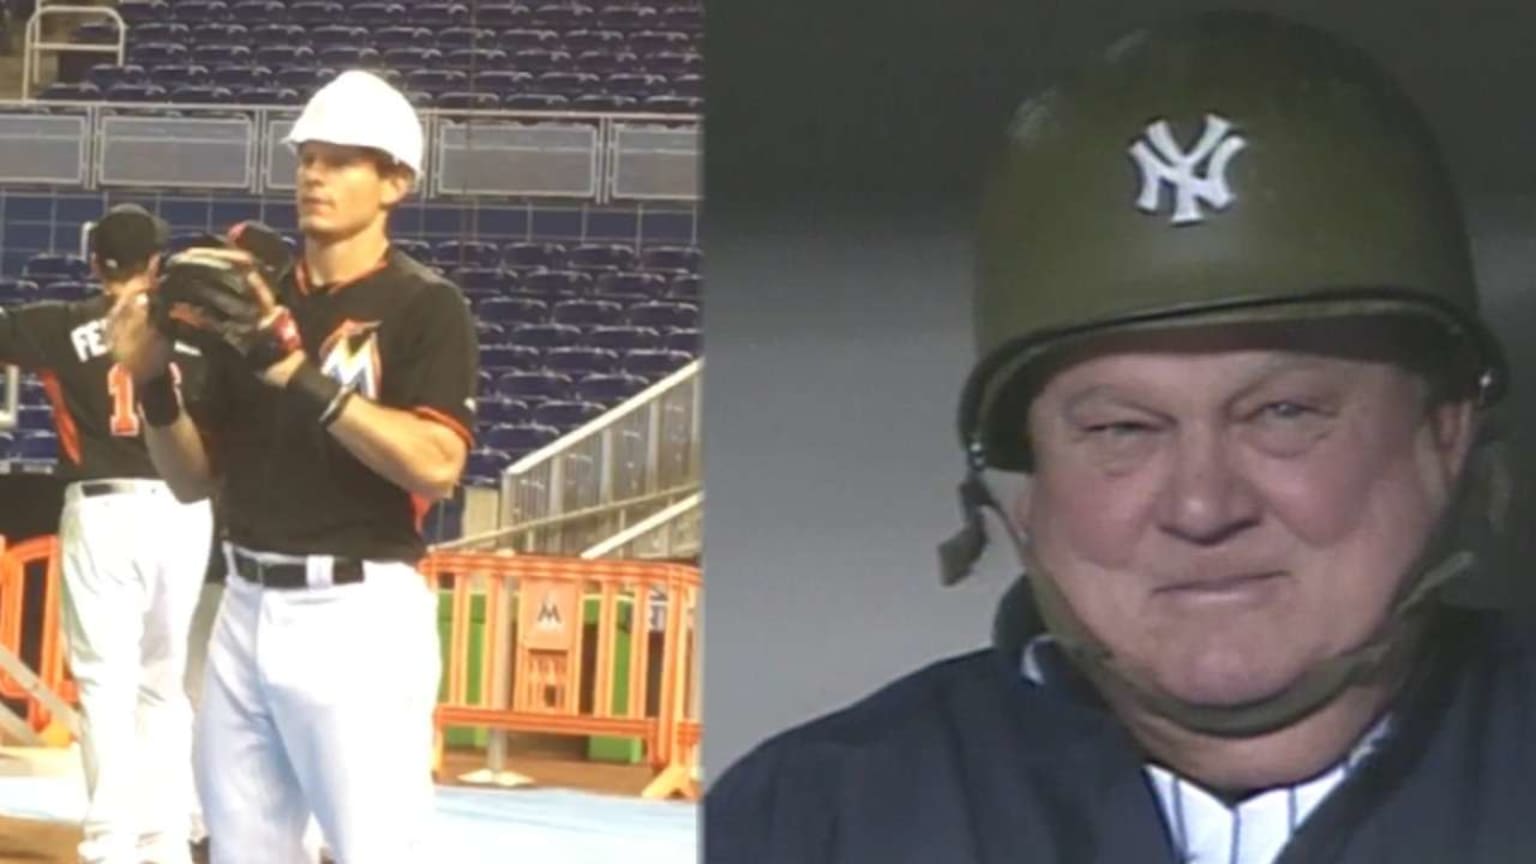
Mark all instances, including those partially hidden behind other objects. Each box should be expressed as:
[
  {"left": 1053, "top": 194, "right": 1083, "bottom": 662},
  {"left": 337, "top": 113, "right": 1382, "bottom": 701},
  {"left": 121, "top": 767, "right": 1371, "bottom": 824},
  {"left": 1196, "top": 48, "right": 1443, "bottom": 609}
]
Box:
[{"left": 111, "top": 69, "right": 477, "bottom": 864}]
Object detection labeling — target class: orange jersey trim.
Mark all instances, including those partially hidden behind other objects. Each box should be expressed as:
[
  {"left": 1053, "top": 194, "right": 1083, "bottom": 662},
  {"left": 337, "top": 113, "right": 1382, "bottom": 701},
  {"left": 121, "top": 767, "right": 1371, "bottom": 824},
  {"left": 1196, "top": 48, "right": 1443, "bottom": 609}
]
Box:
[
  {"left": 38, "top": 372, "right": 81, "bottom": 466},
  {"left": 411, "top": 492, "right": 432, "bottom": 534},
  {"left": 412, "top": 406, "right": 474, "bottom": 449}
]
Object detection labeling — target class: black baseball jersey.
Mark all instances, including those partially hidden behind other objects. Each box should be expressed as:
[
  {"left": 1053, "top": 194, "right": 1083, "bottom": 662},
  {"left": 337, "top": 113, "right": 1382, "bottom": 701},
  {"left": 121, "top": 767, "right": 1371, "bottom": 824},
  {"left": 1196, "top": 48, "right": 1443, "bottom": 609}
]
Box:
[
  {"left": 196, "top": 248, "right": 478, "bottom": 563},
  {"left": 0, "top": 295, "right": 207, "bottom": 482}
]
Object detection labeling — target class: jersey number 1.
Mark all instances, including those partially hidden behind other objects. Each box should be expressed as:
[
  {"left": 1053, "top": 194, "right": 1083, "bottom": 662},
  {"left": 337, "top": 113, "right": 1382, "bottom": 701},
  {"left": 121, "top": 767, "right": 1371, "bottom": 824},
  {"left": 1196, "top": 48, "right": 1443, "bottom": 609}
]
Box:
[{"left": 107, "top": 363, "right": 139, "bottom": 437}]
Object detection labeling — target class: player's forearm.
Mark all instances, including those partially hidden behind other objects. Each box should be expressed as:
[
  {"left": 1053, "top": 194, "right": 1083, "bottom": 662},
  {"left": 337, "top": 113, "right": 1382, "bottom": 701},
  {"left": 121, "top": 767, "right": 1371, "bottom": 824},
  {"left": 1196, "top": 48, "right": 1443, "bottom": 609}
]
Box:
[
  {"left": 143, "top": 413, "right": 216, "bottom": 502},
  {"left": 327, "top": 396, "right": 467, "bottom": 500}
]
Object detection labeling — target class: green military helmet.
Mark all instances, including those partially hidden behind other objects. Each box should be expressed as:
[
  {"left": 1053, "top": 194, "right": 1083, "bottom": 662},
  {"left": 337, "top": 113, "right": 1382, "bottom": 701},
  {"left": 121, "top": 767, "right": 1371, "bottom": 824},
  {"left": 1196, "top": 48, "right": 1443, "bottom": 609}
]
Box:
[{"left": 960, "top": 10, "right": 1507, "bottom": 472}]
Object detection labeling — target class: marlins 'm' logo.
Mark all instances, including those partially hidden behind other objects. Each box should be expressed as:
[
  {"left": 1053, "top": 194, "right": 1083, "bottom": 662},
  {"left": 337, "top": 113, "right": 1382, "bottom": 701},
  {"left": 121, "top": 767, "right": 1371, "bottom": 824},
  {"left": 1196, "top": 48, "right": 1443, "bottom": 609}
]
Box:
[{"left": 319, "top": 319, "right": 383, "bottom": 399}]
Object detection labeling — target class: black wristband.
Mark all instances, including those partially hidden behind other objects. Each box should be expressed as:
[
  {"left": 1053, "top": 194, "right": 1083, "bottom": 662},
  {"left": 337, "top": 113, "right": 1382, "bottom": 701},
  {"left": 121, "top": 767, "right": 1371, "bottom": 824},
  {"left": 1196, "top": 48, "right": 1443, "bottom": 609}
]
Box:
[
  {"left": 138, "top": 369, "right": 181, "bottom": 427},
  {"left": 285, "top": 361, "right": 351, "bottom": 428}
]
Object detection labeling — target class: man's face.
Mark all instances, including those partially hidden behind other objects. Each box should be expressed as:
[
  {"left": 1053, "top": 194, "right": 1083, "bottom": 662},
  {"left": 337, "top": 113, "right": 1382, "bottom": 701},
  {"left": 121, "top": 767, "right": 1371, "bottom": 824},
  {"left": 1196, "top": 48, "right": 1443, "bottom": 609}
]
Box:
[
  {"left": 295, "top": 141, "right": 409, "bottom": 239},
  {"left": 1019, "top": 325, "right": 1473, "bottom": 709}
]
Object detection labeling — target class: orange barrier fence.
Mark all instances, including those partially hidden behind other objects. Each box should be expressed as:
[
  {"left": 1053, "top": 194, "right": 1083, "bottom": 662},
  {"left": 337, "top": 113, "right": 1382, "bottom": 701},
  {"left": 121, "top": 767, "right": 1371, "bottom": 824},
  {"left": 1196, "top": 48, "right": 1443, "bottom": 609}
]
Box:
[
  {"left": 0, "top": 535, "right": 77, "bottom": 734},
  {"left": 424, "top": 551, "right": 702, "bottom": 799}
]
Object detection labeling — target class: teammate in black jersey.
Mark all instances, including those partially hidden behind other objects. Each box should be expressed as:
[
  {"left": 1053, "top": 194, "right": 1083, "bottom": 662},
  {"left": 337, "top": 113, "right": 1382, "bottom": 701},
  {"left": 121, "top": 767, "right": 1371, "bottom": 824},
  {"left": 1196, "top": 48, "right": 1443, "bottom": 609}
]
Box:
[{"left": 0, "top": 204, "right": 213, "bottom": 864}]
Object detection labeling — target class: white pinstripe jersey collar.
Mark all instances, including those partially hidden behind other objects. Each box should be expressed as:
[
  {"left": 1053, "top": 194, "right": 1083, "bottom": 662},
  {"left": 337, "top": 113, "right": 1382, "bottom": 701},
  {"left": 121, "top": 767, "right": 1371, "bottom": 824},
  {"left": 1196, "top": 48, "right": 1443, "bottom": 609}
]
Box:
[{"left": 1020, "top": 636, "right": 1394, "bottom": 864}]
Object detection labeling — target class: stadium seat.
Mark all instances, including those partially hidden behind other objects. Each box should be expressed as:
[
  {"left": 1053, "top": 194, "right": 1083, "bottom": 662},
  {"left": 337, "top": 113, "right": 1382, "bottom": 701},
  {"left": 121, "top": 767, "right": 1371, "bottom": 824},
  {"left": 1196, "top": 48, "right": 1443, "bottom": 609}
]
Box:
[
  {"left": 170, "top": 84, "right": 233, "bottom": 104},
  {"left": 529, "top": 3, "right": 593, "bottom": 30},
  {"left": 586, "top": 325, "right": 661, "bottom": 353},
  {"left": 484, "top": 423, "right": 559, "bottom": 458},
  {"left": 16, "top": 430, "right": 57, "bottom": 461},
  {"left": 442, "top": 46, "right": 507, "bottom": 69},
  {"left": 595, "top": 271, "right": 668, "bottom": 298},
  {"left": 208, "top": 65, "right": 271, "bottom": 89},
  {"left": 478, "top": 297, "right": 549, "bottom": 325},
  {"left": 534, "top": 71, "right": 601, "bottom": 98},
  {"left": 564, "top": 28, "right": 627, "bottom": 53},
  {"left": 383, "top": 47, "right": 443, "bottom": 69},
  {"left": 436, "top": 26, "right": 493, "bottom": 49},
  {"left": 667, "top": 72, "right": 703, "bottom": 99},
  {"left": 574, "top": 372, "right": 648, "bottom": 403},
  {"left": 74, "top": 22, "right": 120, "bottom": 44},
  {"left": 230, "top": 1, "right": 285, "bottom": 24},
  {"left": 498, "top": 28, "right": 558, "bottom": 52},
  {"left": 509, "top": 323, "right": 582, "bottom": 349},
  {"left": 130, "top": 43, "right": 190, "bottom": 68},
  {"left": 502, "top": 242, "right": 566, "bottom": 272},
  {"left": 40, "top": 281, "right": 91, "bottom": 302},
  {"left": 664, "top": 327, "right": 700, "bottom": 354},
  {"left": 628, "top": 29, "right": 692, "bottom": 53},
  {"left": 501, "top": 93, "right": 569, "bottom": 109},
  {"left": 622, "top": 348, "right": 691, "bottom": 381},
  {"left": 572, "top": 94, "right": 638, "bottom": 111},
  {"left": 474, "top": 319, "right": 506, "bottom": 342},
  {"left": 573, "top": 49, "right": 635, "bottom": 76},
  {"left": 274, "top": 66, "right": 336, "bottom": 90},
  {"left": 416, "top": 3, "right": 470, "bottom": 29},
  {"left": 551, "top": 299, "right": 624, "bottom": 328},
  {"left": 597, "top": 5, "right": 658, "bottom": 31},
  {"left": 236, "top": 85, "right": 299, "bottom": 104},
  {"left": 254, "top": 44, "right": 313, "bottom": 69},
  {"left": 435, "top": 91, "right": 501, "bottom": 110},
  {"left": 433, "top": 240, "right": 500, "bottom": 269},
  {"left": 544, "top": 346, "right": 619, "bottom": 377},
  {"left": 116, "top": 0, "right": 168, "bottom": 26},
  {"left": 148, "top": 63, "right": 209, "bottom": 86},
  {"left": 477, "top": 398, "right": 531, "bottom": 426},
  {"left": 392, "top": 238, "right": 433, "bottom": 260},
  {"left": 566, "top": 243, "right": 638, "bottom": 272},
  {"left": 510, "top": 48, "right": 573, "bottom": 74},
  {"left": 480, "top": 344, "right": 543, "bottom": 371},
  {"left": 666, "top": 273, "right": 702, "bottom": 301},
  {"left": 347, "top": 2, "right": 406, "bottom": 27},
  {"left": 24, "top": 254, "right": 88, "bottom": 282},
  {"left": 310, "top": 25, "right": 368, "bottom": 46},
  {"left": 642, "top": 50, "right": 701, "bottom": 77},
  {"left": 641, "top": 245, "right": 701, "bottom": 272},
  {"left": 191, "top": 22, "right": 248, "bottom": 42},
  {"left": 317, "top": 46, "right": 382, "bottom": 69},
  {"left": 106, "top": 82, "right": 170, "bottom": 103},
  {"left": 476, "top": 369, "right": 494, "bottom": 393},
  {"left": 135, "top": 22, "right": 191, "bottom": 43},
  {"left": 533, "top": 399, "right": 604, "bottom": 430},
  {"left": 464, "top": 448, "right": 508, "bottom": 485},
  {"left": 288, "top": 1, "right": 345, "bottom": 26},
  {"left": 603, "top": 72, "right": 662, "bottom": 99},
  {"left": 473, "top": 70, "right": 535, "bottom": 93},
  {"left": 452, "top": 267, "right": 518, "bottom": 293},
  {"left": 191, "top": 44, "right": 252, "bottom": 67},
  {"left": 628, "top": 301, "right": 698, "bottom": 330},
  {"left": 522, "top": 270, "right": 592, "bottom": 298},
  {"left": 643, "top": 94, "right": 702, "bottom": 113},
  {"left": 494, "top": 371, "right": 573, "bottom": 402},
  {"left": 170, "top": 0, "right": 230, "bottom": 22},
  {"left": 659, "top": 5, "right": 701, "bottom": 32},
  {"left": 477, "top": 5, "right": 530, "bottom": 29},
  {"left": 87, "top": 63, "right": 147, "bottom": 89},
  {"left": 0, "top": 279, "right": 39, "bottom": 305},
  {"left": 373, "top": 27, "right": 432, "bottom": 52},
  {"left": 18, "top": 405, "right": 52, "bottom": 432}
]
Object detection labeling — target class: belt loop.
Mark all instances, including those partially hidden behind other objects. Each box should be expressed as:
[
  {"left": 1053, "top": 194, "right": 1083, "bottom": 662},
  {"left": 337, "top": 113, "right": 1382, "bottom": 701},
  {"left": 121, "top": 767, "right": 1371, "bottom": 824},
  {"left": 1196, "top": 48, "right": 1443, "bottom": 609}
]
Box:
[{"left": 308, "top": 555, "right": 336, "bottom": 590}]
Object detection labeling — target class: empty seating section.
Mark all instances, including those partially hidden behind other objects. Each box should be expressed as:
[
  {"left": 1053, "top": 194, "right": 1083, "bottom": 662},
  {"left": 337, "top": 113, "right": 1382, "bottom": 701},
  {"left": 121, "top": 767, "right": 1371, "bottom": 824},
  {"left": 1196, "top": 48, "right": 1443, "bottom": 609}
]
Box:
[
  {"left": 0, "top": 238, "right": 700, "bottom": 484},
  {"left": 88, "top": 0, "right": 702, "bottom": 110}
]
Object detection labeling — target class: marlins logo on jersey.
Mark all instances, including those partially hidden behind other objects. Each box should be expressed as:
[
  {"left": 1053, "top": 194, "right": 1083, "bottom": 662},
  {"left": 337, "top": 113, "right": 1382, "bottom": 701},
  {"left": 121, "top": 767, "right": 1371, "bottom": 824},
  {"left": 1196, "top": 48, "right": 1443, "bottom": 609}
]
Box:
[{"left": 318, "top": 319, "right": 383, "bottom": 399}]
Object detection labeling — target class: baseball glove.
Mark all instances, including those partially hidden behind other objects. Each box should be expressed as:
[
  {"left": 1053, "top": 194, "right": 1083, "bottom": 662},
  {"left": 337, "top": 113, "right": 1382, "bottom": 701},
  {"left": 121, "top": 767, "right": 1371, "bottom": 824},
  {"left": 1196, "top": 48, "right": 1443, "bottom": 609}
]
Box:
[{"left": 150, "top": 234, "right": 301, "bottom": 371}]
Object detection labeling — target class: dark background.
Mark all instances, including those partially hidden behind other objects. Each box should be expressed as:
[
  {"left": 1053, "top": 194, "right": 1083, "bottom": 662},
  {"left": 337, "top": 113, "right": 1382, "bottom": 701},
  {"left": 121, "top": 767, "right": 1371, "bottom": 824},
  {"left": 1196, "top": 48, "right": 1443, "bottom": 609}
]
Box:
[{"left": 702, "top": 0, "right": 1536, "bottom": 777}]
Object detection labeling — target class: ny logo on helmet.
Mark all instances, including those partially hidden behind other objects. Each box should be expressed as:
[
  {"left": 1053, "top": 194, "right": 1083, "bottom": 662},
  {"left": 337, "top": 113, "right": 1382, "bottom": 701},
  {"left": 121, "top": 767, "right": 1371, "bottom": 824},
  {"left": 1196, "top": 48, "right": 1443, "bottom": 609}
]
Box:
[{"left": 1128, "top": 114, "right": 1246, "bottom": 225}]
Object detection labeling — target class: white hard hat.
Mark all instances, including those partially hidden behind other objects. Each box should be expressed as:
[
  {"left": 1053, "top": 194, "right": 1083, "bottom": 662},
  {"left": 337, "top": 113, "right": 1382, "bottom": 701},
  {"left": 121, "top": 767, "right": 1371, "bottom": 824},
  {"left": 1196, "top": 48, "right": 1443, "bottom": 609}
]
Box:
[{"left": 284, "top": 69, "right": 424, "bottom": 176}]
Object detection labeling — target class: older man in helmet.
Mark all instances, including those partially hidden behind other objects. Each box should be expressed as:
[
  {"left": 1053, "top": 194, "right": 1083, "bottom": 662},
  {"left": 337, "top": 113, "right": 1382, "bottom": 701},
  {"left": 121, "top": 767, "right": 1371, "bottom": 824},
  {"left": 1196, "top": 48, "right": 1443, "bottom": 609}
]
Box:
[
  {"left": 705, "top": 12, "right": 1536, "bottom": 864},
  {"left": 110, "top": 70, "right": 476, "bottom": 863}
]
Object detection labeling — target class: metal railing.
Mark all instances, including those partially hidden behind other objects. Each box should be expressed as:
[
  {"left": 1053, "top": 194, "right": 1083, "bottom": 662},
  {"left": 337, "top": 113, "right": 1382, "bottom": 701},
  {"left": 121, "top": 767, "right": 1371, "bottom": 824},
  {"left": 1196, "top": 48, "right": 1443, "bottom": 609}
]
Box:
[
  {"left": 0, "top": 99, "right": 700, "bottom": 203},
  {"left": 580, "top": 491, "right": 702, "bottom": 561},
  {"left": 22, "top": 6, "right": 126, "bottom": 99}
]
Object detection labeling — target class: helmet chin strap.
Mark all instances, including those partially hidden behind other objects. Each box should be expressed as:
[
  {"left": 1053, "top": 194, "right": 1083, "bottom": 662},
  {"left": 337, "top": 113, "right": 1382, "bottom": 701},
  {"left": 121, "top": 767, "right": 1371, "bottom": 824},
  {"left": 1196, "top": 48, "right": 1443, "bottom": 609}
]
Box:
[{"left": 939, "top": 455, "right": 1476, "bottom": 739}]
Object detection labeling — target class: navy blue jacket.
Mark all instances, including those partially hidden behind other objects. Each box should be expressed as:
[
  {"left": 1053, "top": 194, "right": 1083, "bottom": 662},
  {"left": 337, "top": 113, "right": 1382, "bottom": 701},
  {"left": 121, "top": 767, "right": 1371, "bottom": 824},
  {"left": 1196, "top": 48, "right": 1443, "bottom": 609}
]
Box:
[{"left": 704, "top": 607, "right": 1536, "bottom": 863}]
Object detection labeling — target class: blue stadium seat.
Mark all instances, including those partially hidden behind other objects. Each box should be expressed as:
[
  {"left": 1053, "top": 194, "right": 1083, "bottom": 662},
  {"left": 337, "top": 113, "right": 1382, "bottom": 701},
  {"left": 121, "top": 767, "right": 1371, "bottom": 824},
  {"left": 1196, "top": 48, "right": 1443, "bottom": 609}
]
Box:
[
  {"left": 474, "top": 319, "right": 507, "bottom": 342},
  {"left": 573, "top": 372, "right": 647, "bottom": 404},
  {"left": 522, "top": 270, "right": 592, "bottom": 298},
  {"left": 573, "top": 49, "right": 635, "bottom": 76},
  {"left": 666, "top": 72, "right": 702, "bottom": 99},
  {"left": 478, "top": 297, "right": 549, "bottom": 325},
  {"left": 534, "top": 71, "right": 601, "bottom": 98},
  {"left": 642, "top": 49, "right": 701, "bottom": 77},
  {"left": 170, "top": 0, "right": 231, "bottom": 21},
  {"left": 433, "top": 240, "right": 500, "bottom": 269},
  {"left": 586, "top": 325, "right": 661, "bottom": 352},
  {"left": 444, "top": 48, "right": 508, "bottom": 71},
  {"left": 435, "top": 91, "right": 501, "bottom": 110},
  {"left": 510, "top": 48, "right": 573, "bottom": 74},
  {"left": 477, "top": 5, "right": 530, "bottom": 29},
  {"left": 251, "top": 26, "right": 307, "bottom": 48},
  {"left": 317, "top": 46, "right": 382, "bottom": 68},
  {"left": 544, "top": 346, "right": 619, "bottom": 377},
  {"left": 551, "top": 299, "right": 624, "bottom": 328},
  {"left": 473, "top": 70, "right": 534, "bottom": 93},
  {"left": 74, "top": 22, "right": 120, "bottom": 44},
  {"left": 130, "top": 42, "right": 190, "bottom": 68},
  {"left": 373, "top": 27, "right": 431, "bottom": 51},
  {"left": 502, "top": 92, "right": 570, "bottom": 109},
  {"left": 476, "top": 397, "right": 531, "bottom": 426},
  {"left": 603, "top": 72, "right": 662, "bottom": 99},
  {"left": 253, "top": 45, "right": 313, "bottom": 68},
  {"left": 191, "top": 22, "right": 248, "bottom": 42},
  {"left": 18, "top": 404, "right": 52, "bottom": 432},
  {"left": 452, "top": 267, "right": 517, "bottom": 293},
  {"left": 595, "top": 270, "right": 668, "bottom": 298},
  {"left": 642, "top": 94, "right": 702, "bottom": 113},
  {"left": 106, "top": 82, "right": 170, "bottom": 102},
  {"left": 208, "top": 65, "right": 270, "bottom": 89},
  {"left": 383, "top": 47, "right": 443, "bottom": 70},
  {"left": 664, "top": 328, "right": 700, "bottom": 354},
  {"left": 464, "top": 448, "right": 509, "bottom": 485},
  {"left": 666, "top": 273, "right": 702, "bottom": 301},
  {"left": 509, "top": 323, "right": 582, "bottom": 349},
  {"left": 564, "top": 28, "right": 628, "bottom": 53},
  {"left": 480, "top": 344, "right": 542, "bottom": 371},
  {"left": 436, "top": 26, "right": 494, "bottom": 49},
  {"left": 117, "top": 0, "right": 168, "bottom": 25},
  {"left": 135, "top": 22, "right": 191, "bottom": 43},
  {"left": 148, "top": 63, "right": 209, "bottom": 86},
  {"left": 236, "top": 85, "right": 300, "bottom": 104},
  {"left": 628, "top": 301, "right": 698, "bottom": 330},
  {"left": 529, "top": 3, "right": 593, "bottom": 30},
  {"left": 416, "top": 3, "right": 470, "bottom": 29},
  {"left": 659, "top": 5, "right": 701, "bottom": 32},
  {"left": 484, "top": 423, "right": 559, "bottom": 458},
  {"left": 533, "top": 399, "right": 604, "bottom": 430},
  {"left": 191, "top": 44, "right": 252, "bottom": 67},
  {"left": 628, "top": 29, "right": 692, "bottom": 54},
  {"left": 16, "top": 430, "right": 57, "bottom": 461},
  {"left": 87, "top": 64, "right": 147, "bottom": 89},
  {"left": 498, "top": 28, "right": 558, "bottom": 52},
  {"left": 476, "top": 369, "right": 494, "bottom": 393},
  {"left": 24, "top": 254, "right": 88, "bottom": 282},
  {"left": 274, "top": 66, "right": 336, "bottom": 91},
  {"left": 230, "top": 0, "right": 285, "bottom": 24},
  {"left": 170, "top": 84, "right": 234, "bottom": 104},
  {"left": 566, "top": 243, "right": 637, "bottom": 272},
  {"left": 310, "top": 24, "right": 369, "bottom": 46},
  {"left": 392, "top": 238, "right": 433, "bottom": 260},
  {"left": 40, "top": 281, "right": 91, "bottom": 302},
  {"left": 0, "top": 279, "right": 40, "bottom": 305},
  {"left": 494, "top": 371, "right": 573, "bottom": 403},
  {"left": 502, "top": 242, "right": 565, "bottom": 272},
  {"left": 641, "top": 245, "right": 701, "bottom": 272},
  {"left": 288, "top": 1, "right": 344, "bottom": 26},
  {"left": 622, "top": 348, "right": 691, "bottom": 381},
  {"left": 597, "top": 5, "right": 658, "bottom": 31},
  {"left": 573, "top": 94, "right": 638, "bottom": 111}
]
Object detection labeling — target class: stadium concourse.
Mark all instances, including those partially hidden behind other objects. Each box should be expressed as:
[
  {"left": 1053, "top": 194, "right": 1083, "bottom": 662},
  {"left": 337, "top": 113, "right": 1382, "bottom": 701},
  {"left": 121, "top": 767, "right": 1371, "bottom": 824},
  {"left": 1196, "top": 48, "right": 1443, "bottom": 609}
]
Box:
[{"left": 0, "top": 1, "right": 702, "bottom": 861}]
